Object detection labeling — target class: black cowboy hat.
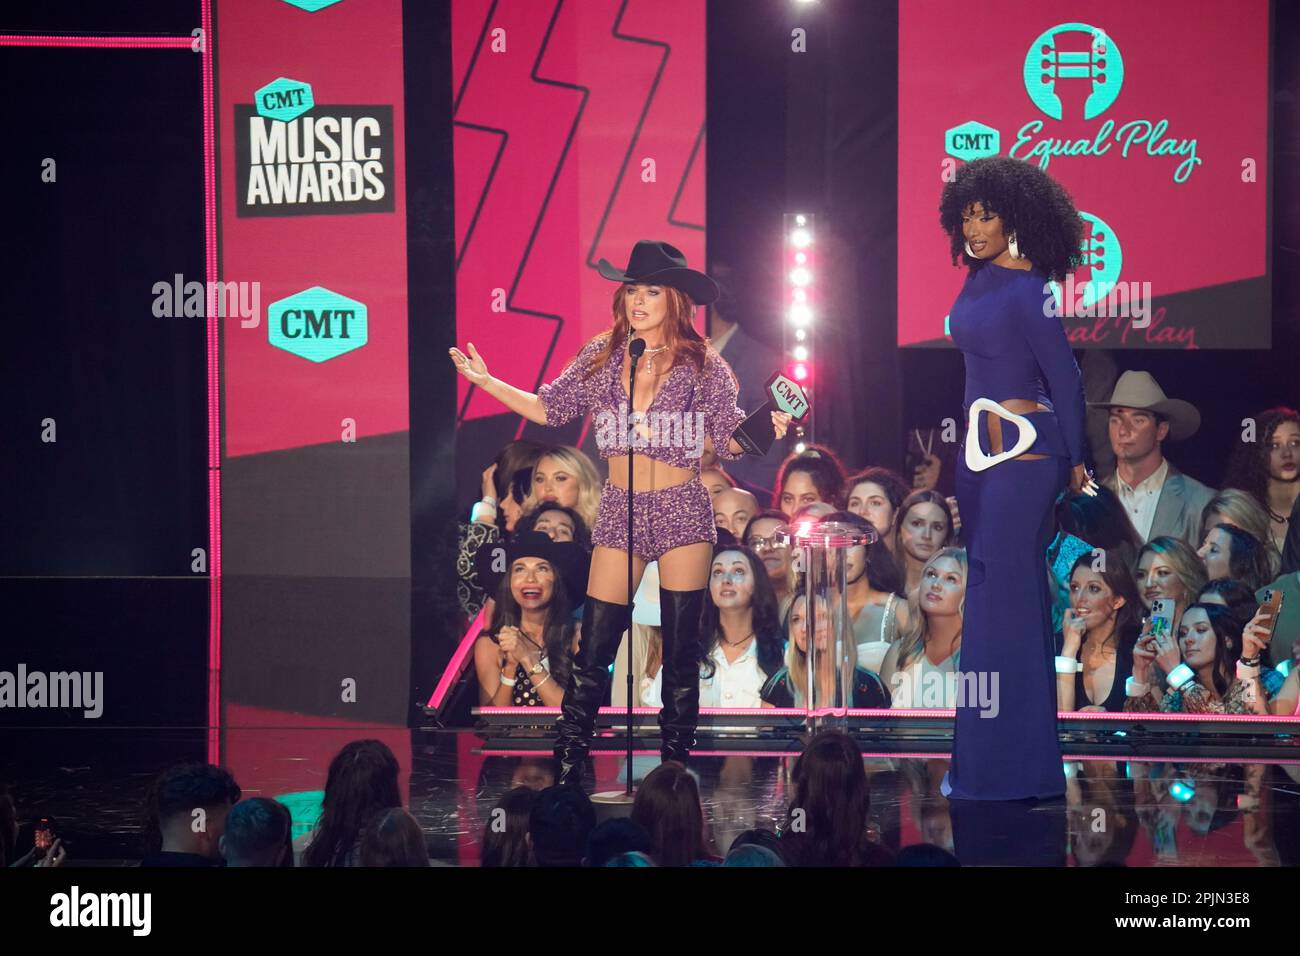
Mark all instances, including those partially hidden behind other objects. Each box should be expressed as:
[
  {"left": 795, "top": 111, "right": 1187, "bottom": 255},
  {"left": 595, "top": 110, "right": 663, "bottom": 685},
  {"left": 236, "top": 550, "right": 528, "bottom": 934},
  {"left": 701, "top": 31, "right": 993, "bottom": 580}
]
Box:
[
  {"left": 596, "top": 239, "right": 720, "bottom": 305},
  {"left": 474, "top": 531, "right": 591, "bottom": 606}
]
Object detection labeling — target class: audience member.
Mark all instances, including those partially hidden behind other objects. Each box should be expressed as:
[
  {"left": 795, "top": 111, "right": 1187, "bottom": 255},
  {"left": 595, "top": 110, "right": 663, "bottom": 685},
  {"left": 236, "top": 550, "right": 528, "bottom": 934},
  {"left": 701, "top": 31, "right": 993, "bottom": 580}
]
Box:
[
  {"left": 301, "top": 740, "right": 401, "bottom": 867},
  {"left": 1222, "top": 407, "right": 1300, "bottom": 555},
  {"left": 525, "top": 445, "right": 601, "bottom": 530},
  {"left": 1197, "top": 522, "right": 1275, "bottom": 592},
  {"left": 893, "top": 490, "right": 956, "bottom": 592},
  {"left": 1200, "top": 488, "right": 1282, "bottom": 580},
  {"left": 774, "top": 445, "right": 846, "bottom": 515},
  {"left": 779, "top": 731, "right": 892, "bottom": 867},
  {"left": 141, "top": 763, "right": 241, "bottom": 867},
  {"left": 473, "top": 532, "right": 587, "bottom": 706},
  {"left": 713, "top": 487, "right": 760, "bottom": 541},
  {"left": 761, "top": 588, "right": 890, "bottom": 708},
  {"left": 744, "top": 509, "right": 796, "bottom": 617},
  {"left": 727, "top": 827, "right": 785, "bottom": 863},
  {"left": 584, "top": 817, "right": 653, "bottom": 867},
  {"left": 845, "top": 467, "right": 911, "bottom": 546},
  {"left": 1093, "top": 371, "right": 1214, "bottom": 546},
  {"left": 481, "top": 786, "right": 538, "bottom": 867},
  {"left": 514, "top": 502, "right": 592, "bottom": 552},
  {"left": 819, "top": 510, "right": 909, "bottom": 672},
  {"left": 1055, "top": 550, "right": 1143, "bottom": 712},
  {"left": 530, "top": 785, "right": 596, "bottom": 867},
  {"left": 1125, "top": 603, "right": 1279, "bottom": 714},
  {"left": 881, "top": 548, "right": 966, "bottom": 708},
  {"left": 359, "top": 808, "right": 430, "bottom": 867},
  {"left": 630, "top": 762, "right": 718, "bottom": 866},
  {"left": 220, "top": 797, "right": 291, "bottom": 867},
  {"left": 458, "top": 441, "right": 545, "bottom": 618},
  {"left": 1134, "top": 536, "right": 1207, "bottom": 636}
]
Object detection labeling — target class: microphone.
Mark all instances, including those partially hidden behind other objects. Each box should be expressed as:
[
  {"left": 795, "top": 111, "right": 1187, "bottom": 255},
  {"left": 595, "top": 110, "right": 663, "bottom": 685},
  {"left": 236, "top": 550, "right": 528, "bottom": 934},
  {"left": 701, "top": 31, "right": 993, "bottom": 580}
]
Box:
[{"left": 628, "top": 336, "right": 646, "bottom": 367}]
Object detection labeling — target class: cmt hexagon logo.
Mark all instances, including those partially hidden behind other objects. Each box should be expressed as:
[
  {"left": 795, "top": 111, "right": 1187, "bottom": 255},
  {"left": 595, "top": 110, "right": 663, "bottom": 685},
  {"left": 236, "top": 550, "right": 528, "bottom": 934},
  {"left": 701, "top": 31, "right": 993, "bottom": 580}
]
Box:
[
  {"left": 280, "top": 0, "right": 344, "bottom": 11},
  {"left": 268, "top": 286, "right": 367, "bottom": 363},
  {"left": 254, "top": 78, "right": 314, "bottom": 122},
  {"left": 945, "top": 121, "right": 1000, "bottom": 161}
]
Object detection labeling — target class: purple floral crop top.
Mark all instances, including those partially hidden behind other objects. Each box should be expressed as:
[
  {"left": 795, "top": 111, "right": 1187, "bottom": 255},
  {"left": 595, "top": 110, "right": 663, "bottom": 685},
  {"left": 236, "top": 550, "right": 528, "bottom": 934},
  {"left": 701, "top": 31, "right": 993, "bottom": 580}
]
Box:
[{"left": 537, "top": 333, "right": 747, "bottom": 470}]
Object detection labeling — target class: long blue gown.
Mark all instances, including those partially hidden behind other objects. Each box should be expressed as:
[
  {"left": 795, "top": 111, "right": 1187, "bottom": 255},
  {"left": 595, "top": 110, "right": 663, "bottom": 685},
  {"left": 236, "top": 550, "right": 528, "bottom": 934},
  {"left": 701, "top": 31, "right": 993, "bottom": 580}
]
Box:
[{"left": 942, "top": 261, "right": 1087, "bottom": 801}]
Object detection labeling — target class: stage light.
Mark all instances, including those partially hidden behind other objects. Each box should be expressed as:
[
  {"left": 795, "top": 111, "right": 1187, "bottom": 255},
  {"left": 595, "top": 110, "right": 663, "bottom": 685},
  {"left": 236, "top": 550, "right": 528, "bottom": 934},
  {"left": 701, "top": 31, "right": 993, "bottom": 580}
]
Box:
[
  {"left": 795, "top": 441, "right": 807, "bottom": 453},
  {"left": 784, "top": 212, "right": 815, "bottom": 444}
]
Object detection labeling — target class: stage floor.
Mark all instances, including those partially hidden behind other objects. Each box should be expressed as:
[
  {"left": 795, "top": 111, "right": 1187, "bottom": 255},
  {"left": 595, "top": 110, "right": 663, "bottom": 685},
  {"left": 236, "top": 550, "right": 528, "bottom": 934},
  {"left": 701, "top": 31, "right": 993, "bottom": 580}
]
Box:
[{"left": 5, "top": 723, "right": 1300, "bottom": 866}]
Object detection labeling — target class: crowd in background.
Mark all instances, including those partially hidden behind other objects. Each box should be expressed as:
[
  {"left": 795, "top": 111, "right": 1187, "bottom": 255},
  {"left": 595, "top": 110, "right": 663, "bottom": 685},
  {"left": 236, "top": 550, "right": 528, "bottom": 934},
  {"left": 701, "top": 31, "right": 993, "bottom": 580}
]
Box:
[{"left": 457, "top": 373, "right": 1300, "bottom": 719}]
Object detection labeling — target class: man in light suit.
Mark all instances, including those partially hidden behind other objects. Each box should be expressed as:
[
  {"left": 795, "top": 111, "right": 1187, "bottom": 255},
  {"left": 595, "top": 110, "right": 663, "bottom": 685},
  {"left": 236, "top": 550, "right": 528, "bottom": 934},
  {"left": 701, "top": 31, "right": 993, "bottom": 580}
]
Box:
[{"left": 1092, "top": 371, "right": 1215, "bottom": 547}]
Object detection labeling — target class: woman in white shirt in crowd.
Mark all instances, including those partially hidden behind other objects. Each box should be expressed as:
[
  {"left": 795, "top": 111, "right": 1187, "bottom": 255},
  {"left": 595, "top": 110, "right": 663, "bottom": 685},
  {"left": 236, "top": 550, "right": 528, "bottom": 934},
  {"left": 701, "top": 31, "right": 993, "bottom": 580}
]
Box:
[
  {"left": 643, "top": 544, "right": 784, "bottom": 708},
  {"left": 880, "top": 548, "right": 966, "bottom": 709}
]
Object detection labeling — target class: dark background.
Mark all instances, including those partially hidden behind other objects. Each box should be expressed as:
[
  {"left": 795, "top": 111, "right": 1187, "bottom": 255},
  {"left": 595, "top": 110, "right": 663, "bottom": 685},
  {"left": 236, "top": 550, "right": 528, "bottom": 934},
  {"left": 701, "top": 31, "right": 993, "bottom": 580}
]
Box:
[{"left": 0, "top": 15, "right": 208, "bottom": 727}]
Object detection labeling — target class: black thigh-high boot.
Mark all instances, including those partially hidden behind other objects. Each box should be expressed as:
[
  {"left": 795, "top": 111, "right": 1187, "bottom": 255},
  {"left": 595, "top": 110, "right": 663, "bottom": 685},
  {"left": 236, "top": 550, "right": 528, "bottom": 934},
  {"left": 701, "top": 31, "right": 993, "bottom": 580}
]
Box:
[
  {"left": 657, "top": 586, "right": 707, "bottom": 764},
  {"left": 553, "top": 596, "right": 629, "bottom": 788}
]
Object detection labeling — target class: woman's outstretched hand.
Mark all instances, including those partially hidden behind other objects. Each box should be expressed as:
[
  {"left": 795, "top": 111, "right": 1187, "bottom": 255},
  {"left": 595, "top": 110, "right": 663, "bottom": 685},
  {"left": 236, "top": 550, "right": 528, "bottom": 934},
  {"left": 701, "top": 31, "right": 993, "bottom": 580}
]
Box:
[{"left": 449, "top": 342, "right": 491, "bottom": 387}]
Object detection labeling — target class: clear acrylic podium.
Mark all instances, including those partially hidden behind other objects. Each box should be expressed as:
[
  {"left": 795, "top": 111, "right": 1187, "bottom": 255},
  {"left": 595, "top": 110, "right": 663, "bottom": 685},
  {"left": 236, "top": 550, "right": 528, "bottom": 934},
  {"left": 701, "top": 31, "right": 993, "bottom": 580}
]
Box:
[{"left": 777, "top": 518, "right": 878, "bottom": 730}]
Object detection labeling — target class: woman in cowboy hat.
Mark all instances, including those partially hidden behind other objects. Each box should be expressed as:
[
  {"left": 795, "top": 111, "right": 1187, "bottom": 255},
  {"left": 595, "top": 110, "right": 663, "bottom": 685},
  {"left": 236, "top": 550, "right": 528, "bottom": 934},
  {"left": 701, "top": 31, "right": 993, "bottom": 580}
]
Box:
[
  {"left": 452, "top": 240, "right": 791, "bottom": 787},
  {"left": 937, "top": 158, "right": 1096, "bottom": 801},
  {"left": 472, "top": 531, "right": 590, "bottom": 708}
]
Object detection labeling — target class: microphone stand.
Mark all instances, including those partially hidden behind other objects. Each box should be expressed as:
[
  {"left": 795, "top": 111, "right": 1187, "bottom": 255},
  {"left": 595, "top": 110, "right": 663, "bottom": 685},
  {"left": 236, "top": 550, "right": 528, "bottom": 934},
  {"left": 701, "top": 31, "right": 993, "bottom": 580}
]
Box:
[{"left": 624, "top": 336, "right": 645, "bottom": 798}]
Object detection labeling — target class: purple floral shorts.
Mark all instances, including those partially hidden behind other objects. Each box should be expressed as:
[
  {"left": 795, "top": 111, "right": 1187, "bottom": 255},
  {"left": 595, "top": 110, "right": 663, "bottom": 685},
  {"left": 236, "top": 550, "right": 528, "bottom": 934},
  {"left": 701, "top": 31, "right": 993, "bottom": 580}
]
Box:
[{"left": 591, "top": 479, "right": 717, "bottom": 563}]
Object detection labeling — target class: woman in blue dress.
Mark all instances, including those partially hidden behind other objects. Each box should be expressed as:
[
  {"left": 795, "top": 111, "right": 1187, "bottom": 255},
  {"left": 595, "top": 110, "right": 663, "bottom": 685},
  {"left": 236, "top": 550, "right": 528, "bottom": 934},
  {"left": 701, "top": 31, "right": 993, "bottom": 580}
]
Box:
[{"left": 938, "top": 157, "right": 1097, "bottom": 800}]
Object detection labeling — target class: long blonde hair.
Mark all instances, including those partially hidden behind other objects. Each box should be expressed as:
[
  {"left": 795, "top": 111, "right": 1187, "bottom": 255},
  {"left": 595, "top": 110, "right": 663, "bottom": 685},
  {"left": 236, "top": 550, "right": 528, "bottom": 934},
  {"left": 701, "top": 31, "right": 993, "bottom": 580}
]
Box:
[
  {"left": 1200, "top": 488, "right": 1281, "bottom": 580},
  {"left": 1136, "top": 536, "right": 1207, "bottom": 607},
  {"left": 523, "top": 445, "right": 601, "bottom": 529},
  {"left": 782, "top": 591, "right": 822, "bottom": 706},
  {"left": 894, "top": 547, "right": 967, "bottom": 673}
]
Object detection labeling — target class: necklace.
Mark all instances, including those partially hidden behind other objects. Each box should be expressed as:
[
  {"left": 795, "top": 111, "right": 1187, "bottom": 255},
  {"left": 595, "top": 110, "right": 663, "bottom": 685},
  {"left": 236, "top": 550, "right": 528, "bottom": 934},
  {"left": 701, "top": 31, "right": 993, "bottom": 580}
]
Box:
[{"left": 720, "top": 631, "right": 755, "bottom": 648}]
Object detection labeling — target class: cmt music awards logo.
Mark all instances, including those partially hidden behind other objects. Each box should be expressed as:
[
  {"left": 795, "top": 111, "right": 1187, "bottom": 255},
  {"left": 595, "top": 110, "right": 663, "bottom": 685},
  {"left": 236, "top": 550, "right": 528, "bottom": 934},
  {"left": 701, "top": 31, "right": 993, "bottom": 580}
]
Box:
[
  {"left": 268, "top": 286, "right": 367, "bottom": 362},
  {"left": 235, "top": 76, "right": 394, "bottom": 216},
  {"left": 943, "top": 22, "right": 1201, "bottom": 183}
]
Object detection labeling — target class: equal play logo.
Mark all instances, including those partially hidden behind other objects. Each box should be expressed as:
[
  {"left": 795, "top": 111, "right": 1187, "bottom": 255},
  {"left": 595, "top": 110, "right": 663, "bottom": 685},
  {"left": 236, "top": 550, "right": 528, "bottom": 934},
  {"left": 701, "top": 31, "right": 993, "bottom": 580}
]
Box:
[
  {"left": 235, "top": 77, "right": 393, "bottom": 216},
  {"left": 268, "top": 286, "right": 368, "bottom": 362},
  {"left": 943, "top": 22, "right": 1201, "bottom": 184}
]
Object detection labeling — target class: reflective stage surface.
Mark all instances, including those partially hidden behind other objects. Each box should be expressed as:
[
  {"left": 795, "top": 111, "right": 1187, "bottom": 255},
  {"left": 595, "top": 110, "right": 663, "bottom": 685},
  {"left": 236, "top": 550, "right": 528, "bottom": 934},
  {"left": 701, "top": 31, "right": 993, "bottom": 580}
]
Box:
[{"left": 5, "top": 721, "right": 1300, "bottom": 867}]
